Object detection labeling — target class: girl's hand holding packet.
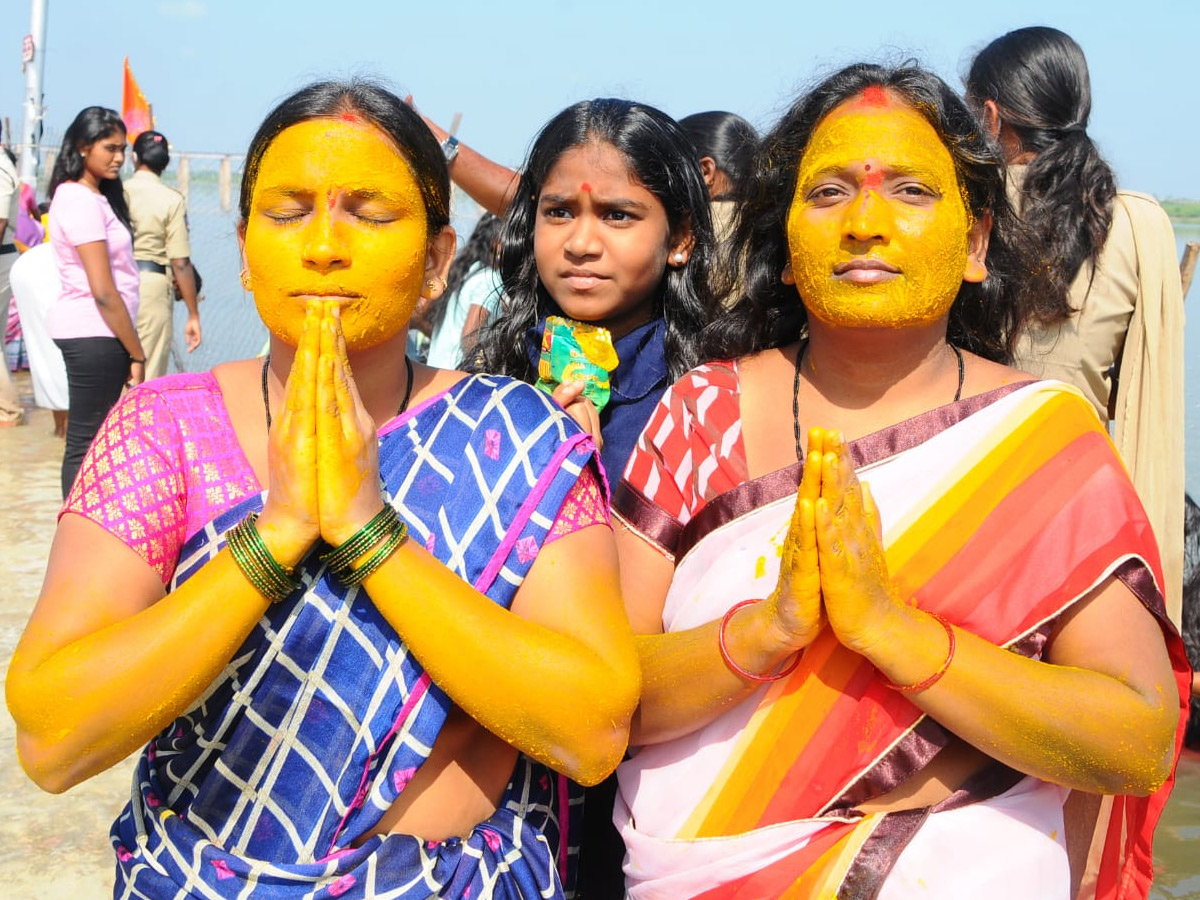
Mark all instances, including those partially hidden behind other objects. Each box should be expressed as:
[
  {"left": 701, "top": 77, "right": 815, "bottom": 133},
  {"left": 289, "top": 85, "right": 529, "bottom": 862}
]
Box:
[{"left": 535, "top": 316, "right": 619, "bottom": 413}]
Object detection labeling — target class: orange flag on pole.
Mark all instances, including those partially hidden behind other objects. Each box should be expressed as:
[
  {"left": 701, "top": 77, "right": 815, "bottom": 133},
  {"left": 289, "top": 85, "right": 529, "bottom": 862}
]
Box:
[{"left": 122, "top": 57, "right": 153, "bottom": 144}]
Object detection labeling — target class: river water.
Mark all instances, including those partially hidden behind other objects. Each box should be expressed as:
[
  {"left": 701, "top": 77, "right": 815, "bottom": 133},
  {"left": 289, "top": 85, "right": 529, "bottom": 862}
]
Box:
[{"left": 156, "top": 183, "right": 1197, "bottom": 897}]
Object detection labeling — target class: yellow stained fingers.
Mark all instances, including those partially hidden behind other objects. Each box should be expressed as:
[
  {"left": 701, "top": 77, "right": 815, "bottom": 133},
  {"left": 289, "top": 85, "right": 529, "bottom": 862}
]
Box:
[
  {"left": 281, "top": 301, "right": 321, "bottom": 465},
  {"left": 804, "top": 426, "right": 827, "bottom": 464},
  {"left": 331, "top": 304, "right": 373, "bottom": 442},
  {"left": 287, "top": 301, "right": 321, "bottom": 419},
  {"left": 764, "top": 432, "right": 826, "bottom": 651},
  {"left": 315, "top": 301, "right": 385, "bottom": 548},
  {"left": 257, "top": 299, "right": 322, "bottom": 562},
  {"left": 814, "top": 429, "right": 907, "bottom": 655}
]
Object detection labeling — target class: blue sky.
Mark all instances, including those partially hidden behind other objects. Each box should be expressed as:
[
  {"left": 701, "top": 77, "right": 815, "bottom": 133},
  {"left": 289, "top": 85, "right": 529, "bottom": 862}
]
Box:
[{"left": 3, "top": 1, "right": 1197, "bottom": 199}]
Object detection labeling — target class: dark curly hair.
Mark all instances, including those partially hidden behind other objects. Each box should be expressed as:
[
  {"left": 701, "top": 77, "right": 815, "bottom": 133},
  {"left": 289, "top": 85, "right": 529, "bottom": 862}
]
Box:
[
  {"left": 471, "top": 98, "right": 715, "bottom": 383},
  {"left": 966, "top": 27, "right": 1116, "bottom": 327},
  {"left": 705, "top": 62, "right": 1054, "bottom": 364}
]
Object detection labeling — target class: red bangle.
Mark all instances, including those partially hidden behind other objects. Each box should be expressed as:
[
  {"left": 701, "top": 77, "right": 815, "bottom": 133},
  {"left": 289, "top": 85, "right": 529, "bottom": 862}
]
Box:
[
  {"left": 882, "top": 611, "right": 956, "bottom": 693},
  {"left": 718, "top": 599, "right": 802, "bottom": 683}
]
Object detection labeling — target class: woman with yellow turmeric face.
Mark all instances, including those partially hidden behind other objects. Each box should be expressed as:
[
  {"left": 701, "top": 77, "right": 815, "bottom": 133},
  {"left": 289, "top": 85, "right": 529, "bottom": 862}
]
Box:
[
  {"left": 8, "top": 81, "right": 639, "bottom": 900},
  {"left": 612, "top": 66, "right": 1186, "bottom": 899},
  {"left": 784, "top": 94, "right": 988, "bottom": 330}
]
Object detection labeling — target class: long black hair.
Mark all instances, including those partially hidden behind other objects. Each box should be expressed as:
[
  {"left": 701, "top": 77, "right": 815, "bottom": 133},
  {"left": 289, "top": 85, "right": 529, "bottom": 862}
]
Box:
[
  {"left": 679, "top": 111, "right": 759, "bottom": 199},
  {"left": 967, "top": 27, "right": 1116, "bottom": 326},
  {"left": 705, "top": 62, "right": 1053, "bottom": 364},
  {"left": 49, "top": 106, "right": 132, "bottom": 231},
  {"left": 239, "top": 78, "right": 449, "bottom": 235},
  {"left": 431, "top": 212, "right": 504, "bottom": 336},
  {"left": 471, "top": 98, "right": 715, "bottom": 383}
]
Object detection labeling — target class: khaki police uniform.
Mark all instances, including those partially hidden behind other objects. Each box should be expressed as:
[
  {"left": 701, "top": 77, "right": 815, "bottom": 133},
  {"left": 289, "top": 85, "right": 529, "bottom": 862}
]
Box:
[{"left": 125, "top": 169, "right": 191, "bottom": 380}]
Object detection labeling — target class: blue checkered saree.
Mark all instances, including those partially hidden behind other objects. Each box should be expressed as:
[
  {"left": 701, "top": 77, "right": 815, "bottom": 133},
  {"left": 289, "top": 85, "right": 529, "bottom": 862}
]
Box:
[{"left": 111, "top": 375, "right": 599, "bottom": 900}]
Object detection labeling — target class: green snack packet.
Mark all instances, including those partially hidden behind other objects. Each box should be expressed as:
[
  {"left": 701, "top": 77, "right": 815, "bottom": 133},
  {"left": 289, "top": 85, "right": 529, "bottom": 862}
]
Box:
[{"left": 534, "top": 316, "right": 620, "bottom": 413}]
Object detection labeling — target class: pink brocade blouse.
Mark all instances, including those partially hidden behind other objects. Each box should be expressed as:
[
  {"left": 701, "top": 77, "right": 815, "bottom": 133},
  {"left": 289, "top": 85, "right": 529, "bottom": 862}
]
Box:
[{"left": 63, "top": 372, "right": 608, "bottom": 584}]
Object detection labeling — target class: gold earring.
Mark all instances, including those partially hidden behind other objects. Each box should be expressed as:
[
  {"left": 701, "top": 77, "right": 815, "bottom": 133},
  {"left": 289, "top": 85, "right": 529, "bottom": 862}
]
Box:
[
  {"left": 425, "top": 275, "right": 447, "bottom": 296},
  {"left": 240, "top": 269, "right": 251, "bottom": 290}
]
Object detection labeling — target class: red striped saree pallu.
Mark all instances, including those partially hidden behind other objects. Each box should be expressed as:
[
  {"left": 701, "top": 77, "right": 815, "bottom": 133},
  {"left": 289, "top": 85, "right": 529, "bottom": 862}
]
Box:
[{"left": 615, "top": 382, "right": 1189, "bottom": 900}]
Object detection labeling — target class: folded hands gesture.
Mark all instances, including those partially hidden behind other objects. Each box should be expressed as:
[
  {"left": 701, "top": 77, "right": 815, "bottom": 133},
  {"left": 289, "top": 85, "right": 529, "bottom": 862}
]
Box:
[
  {"left": 766, "top": 428, "right": 907, "bottom": 657},
  {"left": 258, "top": 300, "right": 386, "bottom": 563}
]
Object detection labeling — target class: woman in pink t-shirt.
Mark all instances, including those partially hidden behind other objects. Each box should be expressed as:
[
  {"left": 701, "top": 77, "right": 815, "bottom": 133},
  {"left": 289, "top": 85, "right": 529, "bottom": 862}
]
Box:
[{"left": 47, "top": 106, "right": 146, "bottom": 497}]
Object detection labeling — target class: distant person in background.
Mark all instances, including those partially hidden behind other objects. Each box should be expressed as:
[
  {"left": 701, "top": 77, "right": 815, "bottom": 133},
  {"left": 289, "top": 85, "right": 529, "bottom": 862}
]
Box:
[
  {"left": 678, "top": 111, "right": 759, "bottom": 307},
  {"left": 967, "top": 26, "right": 1186, "bottom": 625},
  {"left": 125, "top": 130, "right": 202, "bottom": 380},
  {"left": 677, "top": 111, "right": 758, "bottom": 246},
  {"left": 46, "top": 106, "right": 146, "bottom": 497},
  {"left": 10, "top": 241, "right": 69, "bottom": 436},
  {"left": 0, "top": 144, "right": 26, "bottom": 425},
  {"left": 426, "top": 212, "right": 503, "bottom": 368}
]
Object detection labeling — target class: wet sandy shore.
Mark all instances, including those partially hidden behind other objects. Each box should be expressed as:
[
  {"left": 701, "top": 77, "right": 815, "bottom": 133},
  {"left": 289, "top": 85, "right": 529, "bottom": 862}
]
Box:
[{"left": 0, "top": 375, "right": 134, "bottom": 898}]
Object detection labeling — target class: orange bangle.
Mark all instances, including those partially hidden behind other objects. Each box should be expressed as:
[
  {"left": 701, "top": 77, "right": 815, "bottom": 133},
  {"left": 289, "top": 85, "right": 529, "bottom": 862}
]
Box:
[
  {"left": 882, "top": 611, "right": 956, "bottom": 693},
  {"left": 718, "top": 599, "right": 802, "bottom": 683}
]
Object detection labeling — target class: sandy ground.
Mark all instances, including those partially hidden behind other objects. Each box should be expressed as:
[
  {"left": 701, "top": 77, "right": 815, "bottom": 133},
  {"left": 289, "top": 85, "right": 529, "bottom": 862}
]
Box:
[{"left": 0, "top": 374, "right": 134, "bottom": 898}]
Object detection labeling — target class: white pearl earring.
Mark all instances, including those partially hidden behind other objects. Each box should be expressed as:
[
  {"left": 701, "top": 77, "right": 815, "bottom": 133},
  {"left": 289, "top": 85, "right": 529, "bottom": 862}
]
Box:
[{"left": 674, "top": 253, "right": 685, "bottom": 265}]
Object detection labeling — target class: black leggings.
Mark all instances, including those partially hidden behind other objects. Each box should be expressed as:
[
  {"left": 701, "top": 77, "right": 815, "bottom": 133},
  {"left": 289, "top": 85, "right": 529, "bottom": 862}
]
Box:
[{"left": 54, "top": 336, "right": 130, "bottom": 498}]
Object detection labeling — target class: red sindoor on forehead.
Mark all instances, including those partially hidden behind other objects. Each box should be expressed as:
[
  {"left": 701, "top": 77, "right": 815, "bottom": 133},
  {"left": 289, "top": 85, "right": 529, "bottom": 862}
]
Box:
[
  {"left": 339, "top": 112, "right": 361, "bottom": 123},
  {"left": 580, "top": 182, "right": 592, "bottom": 192},
  {"left": 862, "top": 166, "right": 884, "bottom": 190},
  {"left": 858, "top": 85, "right": 890, "bottom": 107}
]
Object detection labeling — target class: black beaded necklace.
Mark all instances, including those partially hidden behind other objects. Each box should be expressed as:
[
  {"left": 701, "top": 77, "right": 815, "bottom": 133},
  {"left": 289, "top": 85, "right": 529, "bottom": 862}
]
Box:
[
  {"left": 791, "top": 342, "right": 964, "bottom": 462},
  {"left": 260, "top": 354, "right": 415, "bottom": 431}
]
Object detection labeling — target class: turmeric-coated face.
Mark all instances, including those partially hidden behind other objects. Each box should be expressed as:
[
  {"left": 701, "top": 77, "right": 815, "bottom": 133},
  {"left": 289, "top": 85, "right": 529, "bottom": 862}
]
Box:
[
  {"left": 242, "top": 118, "right": 430, "bottom": 349},
  {"left": 786, "top": 90, "right": 984, "bottom": 330}
]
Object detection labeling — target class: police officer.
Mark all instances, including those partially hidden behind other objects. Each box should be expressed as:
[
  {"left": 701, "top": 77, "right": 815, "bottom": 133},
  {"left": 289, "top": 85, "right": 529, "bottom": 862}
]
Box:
[{"left": 124, "top": 130, "right": 200, "bottom": 380}]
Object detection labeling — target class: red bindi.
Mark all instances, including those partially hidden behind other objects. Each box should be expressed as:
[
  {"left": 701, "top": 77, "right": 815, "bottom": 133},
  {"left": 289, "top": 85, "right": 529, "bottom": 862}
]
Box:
[
  {"left": 859, "top": 85, "right": 890, "bottom": 107},
  {"left": 580, "top": 182, "right": 592, "bottom": 192},
  {"left": 862, "top": 167, "right": 883, "bottom": 191},
  {"left": 327, "top": 191, "right": 336, "bottom": 210}
]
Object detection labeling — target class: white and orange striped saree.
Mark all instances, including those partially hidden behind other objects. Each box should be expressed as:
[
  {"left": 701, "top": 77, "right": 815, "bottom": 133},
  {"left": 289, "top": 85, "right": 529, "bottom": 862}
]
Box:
[{"left": 614, "top": 366, "right": 1188, "bottom": 900}]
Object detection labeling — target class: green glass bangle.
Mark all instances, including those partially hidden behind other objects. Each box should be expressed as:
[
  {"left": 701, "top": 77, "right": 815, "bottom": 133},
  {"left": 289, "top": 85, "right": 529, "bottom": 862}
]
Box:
[
  {"left": 227, "top": 513, "right": 300, "bottom": 603},
  {"left": 339, "top": 522, "right": 408, "bottom": 587},
  {"left": 226, "top": 519, "right": 278, "bottom": 600},
  {"left": 228, "top": 519, "right": 292, "bottom": 595},
  {"left": 241, "top": 522, "right": 298, "bottom": 601},
  {"left": 320, "top": 505, "right": 401, "bottom": 572}
]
